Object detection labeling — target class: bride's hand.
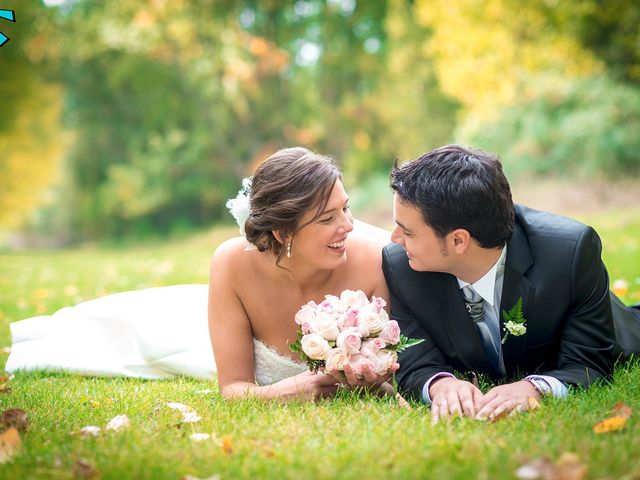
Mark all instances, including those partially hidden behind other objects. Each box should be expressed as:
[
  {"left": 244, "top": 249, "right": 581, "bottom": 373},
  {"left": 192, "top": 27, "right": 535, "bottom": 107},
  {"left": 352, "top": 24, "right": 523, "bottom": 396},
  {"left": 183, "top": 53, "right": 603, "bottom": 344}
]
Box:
[
  {"left": 274, "top": 371, "right": 339, "bottom": 401},
  {"left": 328, "top": 362, "right": 399, "bottom": 396}
]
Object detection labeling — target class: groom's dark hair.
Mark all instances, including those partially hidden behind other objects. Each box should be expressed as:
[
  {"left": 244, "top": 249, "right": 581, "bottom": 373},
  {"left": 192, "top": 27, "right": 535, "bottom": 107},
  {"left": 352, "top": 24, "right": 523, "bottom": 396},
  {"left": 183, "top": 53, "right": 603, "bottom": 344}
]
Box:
[{"left": 390, "top": 144, "right": 514, "bottom": 248}]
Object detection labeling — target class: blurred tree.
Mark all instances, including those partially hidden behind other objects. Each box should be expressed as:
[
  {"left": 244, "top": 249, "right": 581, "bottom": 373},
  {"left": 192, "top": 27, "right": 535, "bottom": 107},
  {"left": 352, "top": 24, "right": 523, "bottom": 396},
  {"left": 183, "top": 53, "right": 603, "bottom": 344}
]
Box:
[
  {"left": 0, "top": 2, "right": 63, "bottom": 229},
  {"left": 460, "top": 74, "right": 640, "bottom": 178},
  {"left": 59, "top": 0, "right": 245, "bottom": 238},
  {"left": 361, "top": 0, "right": 458, "bottom": 168},
  {"left": 414, "top": 0, "right": 603, "bottom": 121},
  {"left": 563, "top": 0, "right": 640, "bottom": 84}
]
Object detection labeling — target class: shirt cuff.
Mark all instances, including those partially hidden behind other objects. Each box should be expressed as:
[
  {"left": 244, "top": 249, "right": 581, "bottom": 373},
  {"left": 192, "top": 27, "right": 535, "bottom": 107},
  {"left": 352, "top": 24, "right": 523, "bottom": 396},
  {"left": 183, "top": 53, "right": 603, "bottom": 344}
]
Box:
[
  {"left": 525, "top": 375, "right": 569, "bottom": 398},
  {"left": 422, "top": 372, "right": 456, "bottom": 404}
]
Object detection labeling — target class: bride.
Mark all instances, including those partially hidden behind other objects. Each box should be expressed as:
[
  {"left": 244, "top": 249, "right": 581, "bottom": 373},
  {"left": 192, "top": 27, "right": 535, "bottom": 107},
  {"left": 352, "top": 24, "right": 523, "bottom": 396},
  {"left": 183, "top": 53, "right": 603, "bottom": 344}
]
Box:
[{"left": 6, "top": 147, "right": 394, "bottom": 400}]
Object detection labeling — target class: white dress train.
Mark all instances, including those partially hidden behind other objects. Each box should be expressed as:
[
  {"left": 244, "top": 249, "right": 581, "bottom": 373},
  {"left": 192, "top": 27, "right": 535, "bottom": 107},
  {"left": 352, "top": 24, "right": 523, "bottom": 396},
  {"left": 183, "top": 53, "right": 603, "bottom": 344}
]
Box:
[{"left": 5, "top": 285, "right": 307, "bottom": 385}]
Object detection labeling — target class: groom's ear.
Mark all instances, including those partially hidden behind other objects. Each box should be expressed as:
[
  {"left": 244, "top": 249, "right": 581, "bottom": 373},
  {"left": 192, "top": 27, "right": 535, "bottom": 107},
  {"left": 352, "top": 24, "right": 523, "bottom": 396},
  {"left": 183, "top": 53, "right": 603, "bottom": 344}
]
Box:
[{"left": 450, "top": 229, "right": 471, "bottom": 254}]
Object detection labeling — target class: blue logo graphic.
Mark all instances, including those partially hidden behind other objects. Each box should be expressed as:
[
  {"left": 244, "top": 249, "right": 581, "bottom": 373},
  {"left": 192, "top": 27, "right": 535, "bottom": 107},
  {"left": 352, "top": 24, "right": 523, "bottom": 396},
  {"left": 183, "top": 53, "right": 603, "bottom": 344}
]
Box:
[{"left": 0, "top": 9, "right": 16, "bottom": 47}]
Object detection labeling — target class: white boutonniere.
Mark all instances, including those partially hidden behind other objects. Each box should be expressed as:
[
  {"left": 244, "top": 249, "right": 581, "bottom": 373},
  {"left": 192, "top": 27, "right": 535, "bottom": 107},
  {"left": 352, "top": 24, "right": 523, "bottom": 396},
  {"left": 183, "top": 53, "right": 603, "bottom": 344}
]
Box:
[{"left": 501, "top": 297, "right": 527, "bottom": 344}]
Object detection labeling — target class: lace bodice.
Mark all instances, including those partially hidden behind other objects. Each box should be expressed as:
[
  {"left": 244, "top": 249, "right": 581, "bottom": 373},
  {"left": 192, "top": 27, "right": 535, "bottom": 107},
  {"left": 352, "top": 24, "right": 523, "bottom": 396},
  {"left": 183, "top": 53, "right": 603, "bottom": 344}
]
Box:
[{"left": 253, "top": 338, "right": 307, "bottom": 385}]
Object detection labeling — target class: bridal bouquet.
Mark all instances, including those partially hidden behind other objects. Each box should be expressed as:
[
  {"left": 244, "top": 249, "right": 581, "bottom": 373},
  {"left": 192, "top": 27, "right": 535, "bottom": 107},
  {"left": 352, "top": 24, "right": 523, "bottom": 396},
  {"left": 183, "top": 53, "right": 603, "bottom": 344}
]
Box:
[{"left": 290, "top": 290, "right": 423, "bottom": 377}]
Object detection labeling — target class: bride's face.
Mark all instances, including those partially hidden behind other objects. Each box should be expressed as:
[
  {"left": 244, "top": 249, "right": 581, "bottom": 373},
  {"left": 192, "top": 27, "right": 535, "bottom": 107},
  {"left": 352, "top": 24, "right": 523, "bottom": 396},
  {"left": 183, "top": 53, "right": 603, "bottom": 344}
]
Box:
[{"left": 291, "top": 179, "right": 354, "bottom": 269}]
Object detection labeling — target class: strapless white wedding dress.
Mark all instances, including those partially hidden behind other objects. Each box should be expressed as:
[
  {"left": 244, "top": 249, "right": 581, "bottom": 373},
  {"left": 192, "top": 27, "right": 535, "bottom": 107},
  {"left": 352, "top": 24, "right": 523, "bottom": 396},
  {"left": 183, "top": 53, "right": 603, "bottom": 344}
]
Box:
[{"left": 5, "top": 285, "right": 307, "bottom": 385}]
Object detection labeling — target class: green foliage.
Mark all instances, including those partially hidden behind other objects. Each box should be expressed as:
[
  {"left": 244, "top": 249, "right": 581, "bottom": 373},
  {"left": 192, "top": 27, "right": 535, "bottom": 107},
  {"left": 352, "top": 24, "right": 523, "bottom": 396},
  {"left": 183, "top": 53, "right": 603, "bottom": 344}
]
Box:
[
  {"left": 459, "top": 75, "right": 640, "bottom": 178},
  {"left": 0, "top": 2, "right": 62, "bottom": 229},
  {"left": 566, "top": 0, "right": 640, "bottom": 84},
  {"left": 389, "top": 334, "right": 424, "bottom": 353},
  {"left": 502, "top": 297, "right": 525, "bottom": 325}
]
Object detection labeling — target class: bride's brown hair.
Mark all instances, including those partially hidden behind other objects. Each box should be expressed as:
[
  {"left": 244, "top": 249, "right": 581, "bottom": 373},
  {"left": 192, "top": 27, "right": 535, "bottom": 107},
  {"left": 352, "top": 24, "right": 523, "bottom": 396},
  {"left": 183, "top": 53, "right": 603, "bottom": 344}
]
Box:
[{"left": 244, "top": 147, "right": 341, "bottom": 263}]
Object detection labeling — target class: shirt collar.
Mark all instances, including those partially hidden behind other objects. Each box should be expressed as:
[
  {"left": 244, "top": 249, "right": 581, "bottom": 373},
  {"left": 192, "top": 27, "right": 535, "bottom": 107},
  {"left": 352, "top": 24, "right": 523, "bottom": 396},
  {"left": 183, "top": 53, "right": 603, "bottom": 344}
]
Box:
[{"left": 457, "top": 246, "right": 507, "bottom": 307}]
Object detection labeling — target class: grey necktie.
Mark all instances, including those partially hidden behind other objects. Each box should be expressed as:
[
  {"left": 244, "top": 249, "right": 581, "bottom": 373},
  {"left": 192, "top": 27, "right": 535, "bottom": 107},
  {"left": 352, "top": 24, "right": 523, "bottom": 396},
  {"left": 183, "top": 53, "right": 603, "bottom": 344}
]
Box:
[{"left": 462, "top": 285, "right": 501, "bottom": 372}]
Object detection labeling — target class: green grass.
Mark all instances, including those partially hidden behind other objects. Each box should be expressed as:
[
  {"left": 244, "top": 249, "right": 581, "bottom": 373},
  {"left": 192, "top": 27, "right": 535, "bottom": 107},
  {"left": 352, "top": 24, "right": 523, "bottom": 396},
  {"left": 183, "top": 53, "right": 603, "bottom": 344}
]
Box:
[{"left": 0, "top": 213, "right": 639, "bottom": 479}]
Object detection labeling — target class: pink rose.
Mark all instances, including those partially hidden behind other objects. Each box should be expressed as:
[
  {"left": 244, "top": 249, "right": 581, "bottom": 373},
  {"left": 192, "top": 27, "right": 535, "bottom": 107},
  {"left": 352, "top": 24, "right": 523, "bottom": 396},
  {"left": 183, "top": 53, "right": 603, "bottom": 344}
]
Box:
[
  {"left": 325, "top": 348, "right": 348, "bottom": 372},
  {"left": 379, "top": 320, "right": 401, "bottom": 346},
  {"left": 336, "top": 328, "right": 362, "bottom": 355},
  {"left": 340, "top": 309, "right": 360, "bottom": 329},
  {"left": 320, "top": 295, "right": 345, "bottom": 314},
  {"left": 373, "top": 296, "right": 387, "bottom": 313},
  {"left": 360, "top": 338, "right": 385, "bottom": 356},
  {"left": 361, "top": 348, "right": 397, "bottom": 376},
  {"left": 300, "top": 333, "right": 332, "bottom": 360}
]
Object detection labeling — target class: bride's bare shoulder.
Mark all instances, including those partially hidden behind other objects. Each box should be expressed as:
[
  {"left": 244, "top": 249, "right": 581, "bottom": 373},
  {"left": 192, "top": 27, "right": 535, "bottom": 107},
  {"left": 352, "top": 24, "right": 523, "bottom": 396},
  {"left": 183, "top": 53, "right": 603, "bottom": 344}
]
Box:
[{"left": 211, "top": 237, "right": 257, "bottom": 273}]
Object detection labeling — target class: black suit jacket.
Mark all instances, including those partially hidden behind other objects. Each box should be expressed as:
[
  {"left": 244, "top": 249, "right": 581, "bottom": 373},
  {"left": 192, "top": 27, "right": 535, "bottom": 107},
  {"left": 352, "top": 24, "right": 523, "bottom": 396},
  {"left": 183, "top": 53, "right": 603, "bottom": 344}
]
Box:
[{"left": 383, "top": 204, "right": 616, "bottom": 401}]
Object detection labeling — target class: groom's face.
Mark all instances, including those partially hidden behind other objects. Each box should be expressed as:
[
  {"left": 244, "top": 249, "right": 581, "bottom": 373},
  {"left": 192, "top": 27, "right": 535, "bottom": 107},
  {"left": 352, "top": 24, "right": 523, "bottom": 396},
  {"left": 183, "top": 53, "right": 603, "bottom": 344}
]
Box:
[{"left": 391, "top": 195, "right": 451, "bottom": 273}]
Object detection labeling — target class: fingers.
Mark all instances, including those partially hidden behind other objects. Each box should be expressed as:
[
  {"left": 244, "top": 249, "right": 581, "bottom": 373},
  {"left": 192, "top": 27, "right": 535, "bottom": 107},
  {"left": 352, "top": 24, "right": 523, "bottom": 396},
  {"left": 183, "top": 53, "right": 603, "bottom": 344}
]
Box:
[
  {"left": 430, "top": 379, "right": 484, "bottom": 423},
  {"left": 431, "top": 400, "right": 443, "bottom": 425},
  {"left": 342, "top": 363, "right": 362, "bottom": 385},
  {"left": 460, "top": 390, "right": 477, "bottom": 418},
  {"left": 327, "top": 368, "right": 348, "bottom": 384},
  {"left": 361, "top": 364, "right": 380, "bottom": 384}
]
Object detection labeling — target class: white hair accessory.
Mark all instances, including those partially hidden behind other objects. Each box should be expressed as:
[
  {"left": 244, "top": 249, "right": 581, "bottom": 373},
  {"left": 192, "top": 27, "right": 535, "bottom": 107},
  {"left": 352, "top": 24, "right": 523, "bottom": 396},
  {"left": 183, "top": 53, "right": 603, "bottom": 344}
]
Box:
[{"left": 226, "top": 177, "right": 252, "bottom": 239}]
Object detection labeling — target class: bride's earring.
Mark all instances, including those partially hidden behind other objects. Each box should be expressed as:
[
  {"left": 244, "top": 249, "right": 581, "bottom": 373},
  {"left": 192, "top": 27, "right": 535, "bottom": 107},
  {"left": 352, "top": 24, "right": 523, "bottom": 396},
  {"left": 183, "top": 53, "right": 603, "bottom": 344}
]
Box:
[{"left": 286, "top": 241, "right": 292, "bottom": 258}]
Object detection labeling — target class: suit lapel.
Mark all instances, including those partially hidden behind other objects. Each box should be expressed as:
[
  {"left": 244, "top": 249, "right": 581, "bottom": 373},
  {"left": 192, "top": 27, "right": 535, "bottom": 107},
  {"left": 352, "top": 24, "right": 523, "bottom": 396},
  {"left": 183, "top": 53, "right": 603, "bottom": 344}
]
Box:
[
  {"left": 436, "top": 276, "right": 497, "bottom": 375},
  {"left": 500, "top": 223, "right": 535, "bottom": 376}
]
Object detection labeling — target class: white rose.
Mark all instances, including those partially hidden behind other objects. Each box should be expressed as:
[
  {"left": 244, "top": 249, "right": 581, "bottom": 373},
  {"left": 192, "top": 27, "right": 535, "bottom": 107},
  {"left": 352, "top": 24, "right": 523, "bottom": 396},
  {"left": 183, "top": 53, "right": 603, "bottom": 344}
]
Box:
[
  {"left": 325, "top": 348, "right": 349, "bottom": 372},
  {"left": 294, "top": 304, "right": 316, "bottom": 326},
  {"left": 374, "top": 349, "right": 397, "bottom": 376},
  {"left": 340, "top": 290, "right": 369, "bottom": 310},
  {"left": 358, "top": 308, "right": 388, "bottom": 337},
  {"left": 319, "top": 295, "right": 345, "bottom": 314},
  {"left": 301, "top": 334, "right": 332, "bottom": 360},
  {"left": 311, "top": 311, "right": 341, "bottom": 340}
]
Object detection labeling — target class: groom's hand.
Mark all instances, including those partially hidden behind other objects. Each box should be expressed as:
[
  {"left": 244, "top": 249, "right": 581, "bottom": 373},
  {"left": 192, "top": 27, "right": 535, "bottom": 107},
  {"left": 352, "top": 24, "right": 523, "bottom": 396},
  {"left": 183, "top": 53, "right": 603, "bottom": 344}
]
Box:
[
  {"left": 475, "top": 380, "right": 541, "bottom": 421},
  {"left": 429, "top": 377, "right": 482, "bottom": 423}
]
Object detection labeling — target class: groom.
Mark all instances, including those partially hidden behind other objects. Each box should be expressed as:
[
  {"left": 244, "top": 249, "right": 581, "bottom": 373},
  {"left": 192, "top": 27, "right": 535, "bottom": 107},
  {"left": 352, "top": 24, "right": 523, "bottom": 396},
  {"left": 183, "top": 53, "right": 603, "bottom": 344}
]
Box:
[{"left": 382, "top": 144, "right": 640, "bottom": 422}]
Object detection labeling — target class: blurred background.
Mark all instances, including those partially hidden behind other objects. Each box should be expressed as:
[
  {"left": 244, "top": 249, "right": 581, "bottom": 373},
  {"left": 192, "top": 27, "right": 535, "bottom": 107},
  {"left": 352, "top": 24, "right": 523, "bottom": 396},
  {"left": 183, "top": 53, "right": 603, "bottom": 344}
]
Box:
[{"left": 1, "top": 0, "right": 639, "bottom": 247}]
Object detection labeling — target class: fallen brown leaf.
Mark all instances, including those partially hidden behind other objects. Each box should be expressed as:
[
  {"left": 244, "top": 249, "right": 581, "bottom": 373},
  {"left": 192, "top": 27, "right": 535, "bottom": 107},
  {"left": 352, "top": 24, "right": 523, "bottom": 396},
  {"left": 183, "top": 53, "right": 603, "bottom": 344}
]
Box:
[
  {"left": 593, "top": 402, "right": 632, "bottom": 434},
  {"left": 181, "top": 474, "right": 220, "bottom": 480},
  {"left": 0, "top": 427, "right": 22, "bottom": 464},
  {"left": 515, "top": 456, "right": 555, "bottom": 479},
  {"left": 593, "top": 415, "right": 627, "bottom": 433},
  {"left": 611, "top": 402, "right": 632, "bottom": 419},
  {"left": 105, "top": 414, "right": 130, "bottom": 432},
  {"left": 556, "top": 452, "right": 587, "bottom": 480},
  {"left": 515, "top": 453, "right": 586, "bottom": 480},
  {"left": 72, "top": 426, "right": 101, "bottom": 438},
  {"left": 395, "top": 392, "right": 412, "bottom": 410},
  {"left": 222, "top": 435, "right": 233, "bottom": 455},
  {"left": 0, "top": 408, "right": 28, "bottom": 432},
  {"left": 263, "top": 448, "right": 275, "bottom": 458},
  {"left": 72, "top": 457, "right": 99, "bottom": 478}
]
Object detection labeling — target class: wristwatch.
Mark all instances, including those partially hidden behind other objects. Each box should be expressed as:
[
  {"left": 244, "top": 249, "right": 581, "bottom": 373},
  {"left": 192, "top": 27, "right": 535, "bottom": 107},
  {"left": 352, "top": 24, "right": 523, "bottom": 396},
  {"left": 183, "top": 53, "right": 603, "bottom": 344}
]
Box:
[{"left": 525, "top": 377, "right": 552, "bottom": 396}]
